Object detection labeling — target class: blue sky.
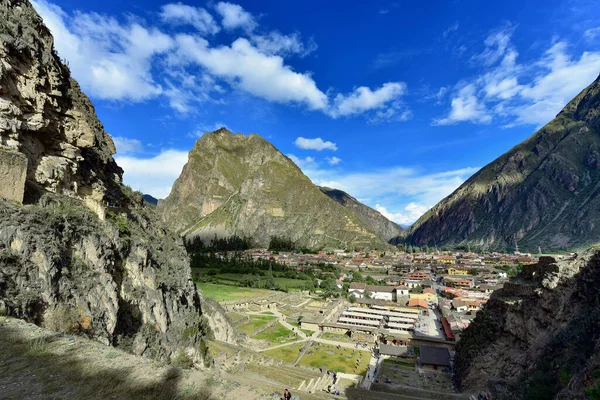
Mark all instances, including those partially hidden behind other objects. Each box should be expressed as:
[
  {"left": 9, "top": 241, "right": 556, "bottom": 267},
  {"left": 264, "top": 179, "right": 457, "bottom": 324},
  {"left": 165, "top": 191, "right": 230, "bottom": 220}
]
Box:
[{"left": 32, "top": 0, "right": 600, "bottom": 225}]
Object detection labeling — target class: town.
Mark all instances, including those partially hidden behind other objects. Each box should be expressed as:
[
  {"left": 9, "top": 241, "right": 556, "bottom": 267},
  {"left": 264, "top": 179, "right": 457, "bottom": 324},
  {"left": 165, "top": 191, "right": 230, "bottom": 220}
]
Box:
[{"left": 195, "top": 247, "right": 558, "bottom": 399}]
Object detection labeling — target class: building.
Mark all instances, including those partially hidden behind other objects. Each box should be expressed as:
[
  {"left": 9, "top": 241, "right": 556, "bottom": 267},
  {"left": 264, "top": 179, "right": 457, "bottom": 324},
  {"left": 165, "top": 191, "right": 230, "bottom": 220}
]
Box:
[
  {"left": 395, "top": 286, "right": 409, "bottom": 296},
  {"left": 448, "top": 267, "right": 470, "bottom": 275},
  {"left": 452, "top": 299, "right": 468, "bottom": 312},
  {"left": 407, "top": 299, "right": 428, "bottom": 309},
  {"left": 409, "top": 288, "right": 436, "bottom": 303},
  {"left": 419, "top": 346, "right": 451, "bottom": 369},
  {"left": 348, "top": 282, "right": 367, "bottom": 298},
  {"left": 366, "top": 285, "right": 396, "bottom": 301}
]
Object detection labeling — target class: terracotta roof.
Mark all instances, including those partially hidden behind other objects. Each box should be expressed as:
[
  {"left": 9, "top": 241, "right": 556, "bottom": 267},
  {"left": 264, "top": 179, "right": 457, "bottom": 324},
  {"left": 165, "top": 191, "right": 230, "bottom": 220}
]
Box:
[
  {"left": 407, "top": 299, "right": 428, "bottom": 309},
  {"left": 349, "top": 282, "right": 367, "bottom": 290}
]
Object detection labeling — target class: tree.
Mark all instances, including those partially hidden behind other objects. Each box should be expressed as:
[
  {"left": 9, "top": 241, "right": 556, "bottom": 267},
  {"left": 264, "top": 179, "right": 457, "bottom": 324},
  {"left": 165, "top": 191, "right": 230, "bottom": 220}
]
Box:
[{"left": 348, "top": 294, "right": 357, "bottom": 303}]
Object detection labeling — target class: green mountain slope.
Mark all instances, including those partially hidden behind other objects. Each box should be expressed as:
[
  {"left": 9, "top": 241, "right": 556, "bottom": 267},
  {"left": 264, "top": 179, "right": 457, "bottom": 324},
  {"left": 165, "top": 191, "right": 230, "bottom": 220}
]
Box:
[
  {"left": 319, "top": 186, "right": 403, "bottom": 241},
  {"left": 158, "top": 129, "right": 390, "bottom": 249},
  {"left": 406, "top": 74, "right": 600, "bottom": 252}
]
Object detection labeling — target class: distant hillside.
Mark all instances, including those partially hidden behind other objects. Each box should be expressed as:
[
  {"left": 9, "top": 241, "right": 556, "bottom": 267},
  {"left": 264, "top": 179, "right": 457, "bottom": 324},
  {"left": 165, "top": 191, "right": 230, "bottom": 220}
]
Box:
[
  {"left": 319, "top": 186, "right": 403, "bottom": 241},
  {"left": 158, "top": 129, "right": 390, "bottom": 250},
  {"left": 143, "top": 194, "right": 158, "bottom": 206},
  {"left": 405, "top": 74, "right": 600, "bottom": 252}
]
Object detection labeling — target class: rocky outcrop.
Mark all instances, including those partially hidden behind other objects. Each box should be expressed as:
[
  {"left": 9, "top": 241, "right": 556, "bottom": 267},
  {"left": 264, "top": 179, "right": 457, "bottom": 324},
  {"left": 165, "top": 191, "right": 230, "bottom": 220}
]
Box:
[
  {"left": 0, "top": 0, "right": 236, "bottom": 364},
  {"left": 454, "top": 252, "right": 600, "bottom": 399},
  {"left": 405, "top": 74, "right": 600, "bottom": 252},
  {"left": 319, "top": 186, "right": 403, "bottom": 241},
  {"left": 0, "top": 148, "right": 27, "bottom": 202},
  {"left": 0, "top": 0, "right": 122, "bottom": 207},
  {"left": 158, "top": 129, "right": 390, "bottom": 250}
]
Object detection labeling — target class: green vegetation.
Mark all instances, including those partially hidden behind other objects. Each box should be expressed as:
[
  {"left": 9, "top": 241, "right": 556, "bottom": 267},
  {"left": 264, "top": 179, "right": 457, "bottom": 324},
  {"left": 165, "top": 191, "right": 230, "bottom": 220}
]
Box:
[
  {"left": 195, "top": 283, "right": 270, "bottom": 301},
  {"left": 253, "top": 322, "right": 299, "bottom": 344},
  {"left": 236, "top": 315, "right": 277, "bottom": 335},
  {"left": 263, "top": 342, "right": 304, "bottom": 364},
  {"left": 297, "top": 343, "right": 369, "bottom": 374}
]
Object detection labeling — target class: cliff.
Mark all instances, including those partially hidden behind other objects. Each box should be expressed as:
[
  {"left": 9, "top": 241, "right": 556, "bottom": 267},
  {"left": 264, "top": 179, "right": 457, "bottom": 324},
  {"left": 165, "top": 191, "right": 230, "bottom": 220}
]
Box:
[
  {"left": 405, "top": 74, "right": 600, "bottom": 252},
  {"left": 0, "top": 0, "right": 235, "bottom": 365},
  {"left": 454, "top": 252, "right": 600, "bottom": 399},
  {"left": 158, "top": 129, "right": 391, "bottom": 250}
]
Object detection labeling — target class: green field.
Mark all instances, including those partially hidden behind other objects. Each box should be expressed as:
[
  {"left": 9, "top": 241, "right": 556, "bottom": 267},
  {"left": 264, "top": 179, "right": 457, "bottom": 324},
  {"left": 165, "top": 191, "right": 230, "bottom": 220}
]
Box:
[
  {"left": 195, "top": 269, "right": 311, "bottom": 290},
  {"left": 236, "top": 315, "right": 277, "bottom": 335},
  {"left": 195, "top": 282, "right": 271, "bottom": 301},
  {"left": 263, "top": 342, "right": 305, "bottom": 364},
  {"left": 253, "top": 322, "right": 300, "bottom": 344},
  {"left": 297, "top": 343, "right": 370, "bottom": 374}
]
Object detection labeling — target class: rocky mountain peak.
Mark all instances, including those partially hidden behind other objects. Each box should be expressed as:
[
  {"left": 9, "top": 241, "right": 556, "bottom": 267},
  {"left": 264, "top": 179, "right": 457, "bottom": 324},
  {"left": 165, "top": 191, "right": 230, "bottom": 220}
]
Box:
[
  {"left": 159, "top": 129, "right": 391, "bottom": 249},
  {"left": 405, "top": 74, "right": 600, "bottom": 252}
]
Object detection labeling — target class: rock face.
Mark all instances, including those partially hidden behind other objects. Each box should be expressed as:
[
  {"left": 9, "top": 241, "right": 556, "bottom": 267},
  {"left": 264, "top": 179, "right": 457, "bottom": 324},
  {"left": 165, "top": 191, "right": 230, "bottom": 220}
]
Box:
[
  {"left": 405, "top": 74, "right": 600, "bottom": 252},
  {"left": 159, "top": 129, "right": 390, "bottom": 249},
  {"left": 0, "top": 0, "right": 122, "bottom": 206},
  {"left": 319, "top": 186, "right": 403, "bottom": 241},
  {"left": 0, "top": 0, "right": 235, "bottom": 363},
  {"left": 0, "top": 148, "right": 27, "bottom": 202},
  {"left": 454, "top": 252, "right": 600, "bottom": 399}
]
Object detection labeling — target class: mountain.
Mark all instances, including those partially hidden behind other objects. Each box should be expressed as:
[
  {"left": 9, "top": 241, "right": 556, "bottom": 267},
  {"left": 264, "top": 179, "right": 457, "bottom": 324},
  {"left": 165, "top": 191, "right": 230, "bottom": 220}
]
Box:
[
  {"left": 454, "top": 251, "right": 600, "bottom": 399},
  {"left": 143, "top": 194, "right": 159, "bottom": 206},
  {"left": 0, "top": 0, "right": 234, "bottom": 363},
  {"left": 158, "top": 129, "right": 390, "bottom": 249},
  {"left": 405, "top": 74, "right": 600, "bottom": 252},
  {"left": 319, "top": 186, "right": 403, "bottom": 241}
]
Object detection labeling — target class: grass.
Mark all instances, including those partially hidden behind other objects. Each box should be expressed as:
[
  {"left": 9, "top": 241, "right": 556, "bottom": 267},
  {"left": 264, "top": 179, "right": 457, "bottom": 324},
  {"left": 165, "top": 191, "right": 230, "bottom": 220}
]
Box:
[
  {"left": 0, "top": 319, "right": 218, "bottom": 400},
  {"left": 236, "top": 315, "right": 277, "bottom": 335},
  {"left": 263, "top": 343, "right": 305, "bottom": 364},
  {"left": 195, "top": 282, "right": 270, "bottom": 302},
  {"left": 297, "top": 343, "right": 370, "bottom": 375},
  {"left": 253, "top": 322, "right": 299, "bottom": 344}
]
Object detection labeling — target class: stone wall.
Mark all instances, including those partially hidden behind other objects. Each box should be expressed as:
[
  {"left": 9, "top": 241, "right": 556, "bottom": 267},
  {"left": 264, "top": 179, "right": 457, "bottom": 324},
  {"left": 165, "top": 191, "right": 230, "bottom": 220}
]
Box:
[{"left": 0, "top": 149, "right": 27, "bottom": 203}]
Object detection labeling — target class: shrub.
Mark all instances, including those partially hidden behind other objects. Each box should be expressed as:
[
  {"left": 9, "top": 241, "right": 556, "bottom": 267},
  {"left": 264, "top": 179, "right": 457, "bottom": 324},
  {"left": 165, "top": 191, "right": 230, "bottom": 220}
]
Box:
[
  {"left": 43, "top": 304, "right": 79, "bottom": 333},
  {"left": 171, "top": 351, "right": 194, "bottom": 369}
]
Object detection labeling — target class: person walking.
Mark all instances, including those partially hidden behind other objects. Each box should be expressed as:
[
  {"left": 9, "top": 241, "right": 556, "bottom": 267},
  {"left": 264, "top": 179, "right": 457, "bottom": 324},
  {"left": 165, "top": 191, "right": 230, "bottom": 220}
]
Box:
[{"left": 283, "top": 388, "right": 292, "bottom": 400}]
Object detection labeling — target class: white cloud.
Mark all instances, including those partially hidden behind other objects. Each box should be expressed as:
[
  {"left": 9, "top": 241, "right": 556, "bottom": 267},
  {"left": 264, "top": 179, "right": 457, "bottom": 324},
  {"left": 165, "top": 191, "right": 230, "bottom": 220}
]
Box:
[
  {"left": 584, "top": 27, "right": 600, "bottom": 41},
  {"left": 330, "top": 82, "right": 407, "bottom": 118},
  {"left": 376, "top": 203, "right": 429, "bottom": 226},
  {"left": 174, "top": 35, "right": 329, "bottom": 110},
  {"left": 113, "top": 137, "right": 142, "bottom": 154},
  {"left": 294, "top": 137, "right": 338, "bottom": 151},
  {"left": 32, "top": 0, "right": 172, "bottom": 102},
  {"left": 434, "top": 84, "right": 491, "bottom": 125},
  {"left": 215, "top": 2, "right": 256, "bottom": 32},
  {"left": 251, "top": 31, "right": 317, "bottom": 57},
  {"left": 443, "top": 22, "right": 459, "bottom": 38},
  {"left": 470, "top": 25, "right": 515, "bottom": 66},
  {"left": 160, "top": 3, "right": 220, "bottom": 35},
  {"left": 326, "top": 156, "right": 342, "bottom": 165},
  {"left": 435, "top": 26, "right": 600, "bottom": 127},
  {"left": 287, "top": 154, "right": 315, "bottom": 169},
  {"left": 33, "top": 0, "right": 411, "bottom": 120},
  {"left": 115, "top": 150, "right": 189, "bottom": 198}
]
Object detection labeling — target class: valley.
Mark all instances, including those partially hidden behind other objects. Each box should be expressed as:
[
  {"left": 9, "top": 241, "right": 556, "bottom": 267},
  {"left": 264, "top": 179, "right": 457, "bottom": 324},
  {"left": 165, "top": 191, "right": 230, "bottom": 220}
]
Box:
[{"left": 1, "top": 1, "right": 600, "bottom": 400}]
